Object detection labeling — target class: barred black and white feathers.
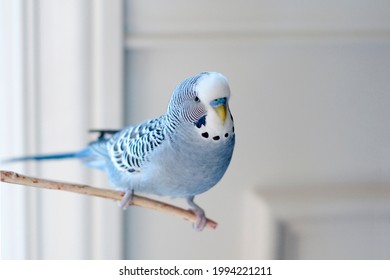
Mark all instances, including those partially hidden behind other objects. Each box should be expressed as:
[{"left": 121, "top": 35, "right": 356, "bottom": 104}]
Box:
[{"left": 108, "top": 117, "right": 166, "bottom": 173}]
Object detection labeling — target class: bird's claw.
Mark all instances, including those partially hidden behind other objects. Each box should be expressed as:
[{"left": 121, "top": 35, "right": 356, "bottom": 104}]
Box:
[
  {"left": 192, "top": 209, "right": 207, "bottom": 231},
  {"left": 118, "top": 190, "right": 134, "bottom": 210},
  {"left": 186, "top": 196, "right": 207, "bottom": 231}
]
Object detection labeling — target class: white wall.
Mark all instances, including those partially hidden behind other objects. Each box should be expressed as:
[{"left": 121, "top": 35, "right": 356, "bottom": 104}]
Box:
[
  {"left": 124, "top": 0, "right": 390, "bottom": 259},
  {"left": 1, "top": 0, "right": 124, "bottom": 259},
  {"left": 0, "top": 0, "right": 28, "bottom": 259}
]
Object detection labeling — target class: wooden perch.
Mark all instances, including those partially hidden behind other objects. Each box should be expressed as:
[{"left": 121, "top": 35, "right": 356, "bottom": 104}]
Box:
[{"left": 0, "top": 170, "right": 217, "bottom": 230}]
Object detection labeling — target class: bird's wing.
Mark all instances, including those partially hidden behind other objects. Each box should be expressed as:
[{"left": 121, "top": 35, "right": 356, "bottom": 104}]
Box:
[{"left": 107, "top": 117, "right": 167, "bottom": 173}]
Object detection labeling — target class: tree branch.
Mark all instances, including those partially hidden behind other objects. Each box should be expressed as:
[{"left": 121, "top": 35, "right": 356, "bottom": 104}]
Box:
[{"left": 0, "top": 170, "right": 217, "bottom": 230}]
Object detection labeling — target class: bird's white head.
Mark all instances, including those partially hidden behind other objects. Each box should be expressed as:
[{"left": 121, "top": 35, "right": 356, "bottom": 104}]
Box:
[
  {"left": 196, "top": 72, "right": 231, "bottom": 125},
  {"left": 167, "top": 72, "right": 234, "bottom": 140}
]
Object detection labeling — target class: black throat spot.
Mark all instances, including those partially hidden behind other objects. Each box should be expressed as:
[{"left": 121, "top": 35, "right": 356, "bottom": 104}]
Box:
[{"left": 194, "top": 115, "right": 206, "bottom": 128}]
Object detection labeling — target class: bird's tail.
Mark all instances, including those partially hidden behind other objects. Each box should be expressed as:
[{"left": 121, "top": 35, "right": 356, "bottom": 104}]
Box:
[{"left": 1, "top": 150, "right": 88, "bottom": 164}]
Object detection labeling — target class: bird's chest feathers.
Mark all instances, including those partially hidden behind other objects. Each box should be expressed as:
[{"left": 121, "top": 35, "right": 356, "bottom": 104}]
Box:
[
  {"left": 169, "top": 113, "right": 235, "bottom": 171},
  {"left": 163, "top": 129, "right": 234, "bottom": 194},
  {"left": 140, "top": 112, "right": 234, "bottom": 196}
]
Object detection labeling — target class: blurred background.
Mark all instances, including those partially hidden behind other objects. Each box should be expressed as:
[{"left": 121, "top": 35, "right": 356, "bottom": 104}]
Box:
[{"left": 1, "top": 0, "right": 390, "bottom": 259}]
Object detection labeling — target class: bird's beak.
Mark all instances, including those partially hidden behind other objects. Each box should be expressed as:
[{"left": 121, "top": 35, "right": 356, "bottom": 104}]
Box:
[
  {"left": 211, "top": 97, "right": 228, "bottom": 124},
  {"left": 214, "top": 104, "right": 227, "bottom": 124}
]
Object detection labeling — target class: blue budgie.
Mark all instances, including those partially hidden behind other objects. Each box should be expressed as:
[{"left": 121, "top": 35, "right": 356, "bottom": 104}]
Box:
[{"left": 4, "top": 72, "right": 235, "bottom": 231}]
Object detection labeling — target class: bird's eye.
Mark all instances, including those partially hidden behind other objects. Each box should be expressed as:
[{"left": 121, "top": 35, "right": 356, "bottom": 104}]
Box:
[{"left": 194, "top": 96, "right": 200, "bottom": 103}]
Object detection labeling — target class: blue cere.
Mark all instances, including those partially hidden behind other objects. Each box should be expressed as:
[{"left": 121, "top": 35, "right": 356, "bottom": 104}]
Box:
[{"left": 210, "top": 97, "right": 227, "bottom": 107}]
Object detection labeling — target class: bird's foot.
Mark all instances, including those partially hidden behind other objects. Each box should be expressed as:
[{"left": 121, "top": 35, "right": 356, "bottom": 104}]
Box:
[
  {"left": 186, "top": 196, "right": 207, "bottom": 231},
  {"left": 118, "top": 190, "right": 134, "bottom": 210},
  {"left": 192, "top": 208, "right": 207, "bottom": 232}
]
